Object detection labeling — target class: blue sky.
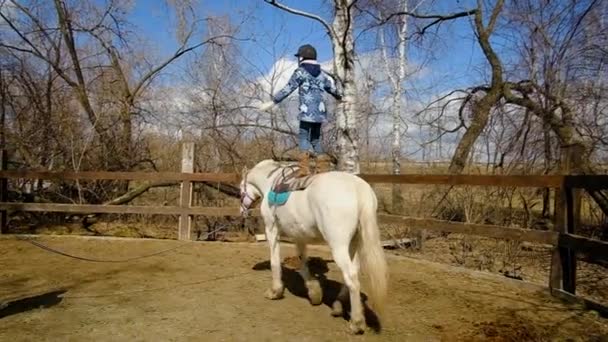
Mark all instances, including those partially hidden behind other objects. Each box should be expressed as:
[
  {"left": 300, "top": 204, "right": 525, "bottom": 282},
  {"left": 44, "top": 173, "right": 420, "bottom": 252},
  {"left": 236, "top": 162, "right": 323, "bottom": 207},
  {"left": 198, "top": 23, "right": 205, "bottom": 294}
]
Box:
[
  {"left": 124, "top": 0, "right": 492, "bottom": 160},
  {"left": 128, "top": 0, "right": 486, "bottom": 95}
]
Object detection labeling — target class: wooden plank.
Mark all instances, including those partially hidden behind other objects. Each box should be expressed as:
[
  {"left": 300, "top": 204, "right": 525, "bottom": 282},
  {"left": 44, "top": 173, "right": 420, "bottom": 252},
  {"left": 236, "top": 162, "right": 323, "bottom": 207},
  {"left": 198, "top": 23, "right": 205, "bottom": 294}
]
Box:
[
  {"left": 359, "top": 174, "right": 563, "bottom": 188},
  {"left": 381, "top": 237, "right": 413, "bottom": 249},
  {"left": 0, "top": 170, "right": 239, "bottom": 183},
  {"left": 564, "top": 175, "right": 608, "bottom": 190},
  {"left": 563, "top": 185, "right": 578, "bottom": 293},
  {"left": 561, "top": 144, "right": 583, "bottom": 294},
  {"left": 378, "top": 214, "right": 559, "bottom": 245},
  {"left": 558, "top": 234, "right": 608, "bottom": 265},
  {"left": 0, "top": 150, "right": 7, "bottom": 234},
  {"left": 550, "top": 186, "right": 567, "bottom": 291},
  {"left": 0, "top": 170, "right": 572, "bottom": 188},
  {"left": 178, "top": 143, "right": 195, "bottom": 241},
  {"left": 255, "top": 233, "right": 267, "bottom": 242},
  {"left": 0, "top": 203, "right": 241, "bottom": 216},
  {"left": 551, "top": 288, "right": 608, "bottom": 318}
]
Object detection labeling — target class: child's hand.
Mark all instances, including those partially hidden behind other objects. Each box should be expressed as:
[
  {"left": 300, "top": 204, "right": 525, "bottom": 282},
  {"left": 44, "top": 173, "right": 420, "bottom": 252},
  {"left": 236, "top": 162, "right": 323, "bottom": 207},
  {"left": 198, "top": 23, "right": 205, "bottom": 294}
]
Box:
[{"left": 258, "top": 101, "right": 275, "bottom": 112}]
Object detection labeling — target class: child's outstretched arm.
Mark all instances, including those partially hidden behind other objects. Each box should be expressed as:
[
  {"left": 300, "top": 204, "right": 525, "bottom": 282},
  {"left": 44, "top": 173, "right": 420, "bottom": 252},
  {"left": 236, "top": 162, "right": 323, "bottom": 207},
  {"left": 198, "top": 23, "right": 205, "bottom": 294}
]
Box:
[
  {"left": 323, "top": 72, "right": 343, "bottom": 100},
  {"left": 258, "top": 69, "right": 303, "bottom": 112},
  {"left": 273, "top": 69, "right": 304, "bottom": 104}
]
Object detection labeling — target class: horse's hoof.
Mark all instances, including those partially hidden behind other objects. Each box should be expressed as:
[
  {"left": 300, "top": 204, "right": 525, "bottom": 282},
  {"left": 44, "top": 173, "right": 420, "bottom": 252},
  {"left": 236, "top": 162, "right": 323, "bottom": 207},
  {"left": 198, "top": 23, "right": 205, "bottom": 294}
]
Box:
[
  {"left": 264, "top": 287, "right": 284, "bottom": 300},
  {"left": 331, "top": 300, "right": 343, "bottom": 316},
  {"left": 306, "top": 280, "right": 323, "bottom": 305},
  {"left": 348, "top": 319, "right": 366, "bottom": 335}
]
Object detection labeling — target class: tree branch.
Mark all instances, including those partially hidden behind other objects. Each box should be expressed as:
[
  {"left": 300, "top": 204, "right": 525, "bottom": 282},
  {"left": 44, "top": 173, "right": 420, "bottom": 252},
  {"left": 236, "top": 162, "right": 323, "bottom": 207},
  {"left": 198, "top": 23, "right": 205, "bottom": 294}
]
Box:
[
  {"left": 486, "top": 0, "right": 504, "bottom": 35},
  {"left": 0, "top": 10, "right": 77, "bottom": 88},
  {"left": 263, "top": 0, "right": 335, "bottom": 38},
  {"left": 202, "top": 123, "right": 296, "bottom": 137},
  {"left": 98, "top": 180, "right": 240, "bottom": 208},
  {"left": 53, "top": 0, "right": 99, "bottom": 126},
  {"left": 357, "top": 4, "right": 476, "bottom": 36},
  {"left": 474, "top": 0, "right": 504, "bottom": 87},
  {"left": 199, "top": 182, "right": 240, "bottom": 198},
  {"left": 131, "top": 35, "right": 239, "bottom": 100},
  {"left": 103, "top": 181, "right": 178, "bottom": 205}
]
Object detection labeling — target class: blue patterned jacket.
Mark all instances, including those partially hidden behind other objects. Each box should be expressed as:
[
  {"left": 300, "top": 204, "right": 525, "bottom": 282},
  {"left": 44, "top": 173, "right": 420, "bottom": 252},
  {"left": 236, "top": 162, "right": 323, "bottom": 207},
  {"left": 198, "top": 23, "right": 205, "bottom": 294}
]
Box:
[{"left": 272, "top": 61, "right": 342, "bottom": 123}]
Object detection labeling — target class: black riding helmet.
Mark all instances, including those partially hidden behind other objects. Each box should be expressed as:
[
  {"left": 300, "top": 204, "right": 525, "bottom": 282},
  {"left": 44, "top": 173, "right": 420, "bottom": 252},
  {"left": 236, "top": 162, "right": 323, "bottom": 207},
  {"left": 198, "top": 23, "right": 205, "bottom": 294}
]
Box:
[{"left": 295, "top": 44, "right": 317, "bottom": 60}]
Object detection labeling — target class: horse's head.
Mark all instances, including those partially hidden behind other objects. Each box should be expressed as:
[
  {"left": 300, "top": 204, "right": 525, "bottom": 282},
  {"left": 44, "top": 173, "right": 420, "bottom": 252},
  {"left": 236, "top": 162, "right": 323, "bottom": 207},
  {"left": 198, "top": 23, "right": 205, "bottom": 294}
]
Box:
[
  {"left": 239, "top": 159, "right": 286, "bottom": 217},
  {"left": 239, "top": 166, "right": 261, "bottom": 217}
]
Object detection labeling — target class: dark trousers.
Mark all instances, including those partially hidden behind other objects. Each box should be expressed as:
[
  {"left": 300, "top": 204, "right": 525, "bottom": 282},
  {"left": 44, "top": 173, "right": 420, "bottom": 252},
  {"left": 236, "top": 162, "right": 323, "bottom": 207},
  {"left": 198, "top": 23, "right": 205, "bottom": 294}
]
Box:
[{"left": 298, "top": 121, "right": 323, "bottom": 154}]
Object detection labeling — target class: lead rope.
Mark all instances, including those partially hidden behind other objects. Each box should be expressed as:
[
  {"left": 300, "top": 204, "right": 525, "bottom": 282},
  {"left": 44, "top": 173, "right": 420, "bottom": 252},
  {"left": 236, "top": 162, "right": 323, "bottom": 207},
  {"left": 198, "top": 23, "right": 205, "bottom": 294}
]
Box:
[{"left": 15, "top": 223, "right": 232, "bottom": 263}]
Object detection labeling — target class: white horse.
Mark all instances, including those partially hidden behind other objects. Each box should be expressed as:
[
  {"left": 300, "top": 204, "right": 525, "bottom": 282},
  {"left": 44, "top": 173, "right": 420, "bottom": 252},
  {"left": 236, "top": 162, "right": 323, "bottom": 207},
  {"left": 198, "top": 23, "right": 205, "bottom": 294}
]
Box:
[{"left": 239, "top": 159, "right": 388, "bottom": 334}]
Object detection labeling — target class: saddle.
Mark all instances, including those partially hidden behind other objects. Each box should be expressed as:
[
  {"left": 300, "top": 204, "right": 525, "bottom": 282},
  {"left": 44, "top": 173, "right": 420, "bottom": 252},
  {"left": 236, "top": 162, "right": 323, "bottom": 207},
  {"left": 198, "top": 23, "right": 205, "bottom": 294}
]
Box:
[{"left": 267, "top": 165, "right": 316, "bottom": 207}]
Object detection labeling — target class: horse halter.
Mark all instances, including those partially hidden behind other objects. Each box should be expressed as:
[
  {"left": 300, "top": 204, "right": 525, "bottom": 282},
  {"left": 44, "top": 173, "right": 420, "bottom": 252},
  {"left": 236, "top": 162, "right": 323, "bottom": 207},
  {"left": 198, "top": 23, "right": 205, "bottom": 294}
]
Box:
[{"left": 240, "top": 167, "right": 256, "bottom": 217}]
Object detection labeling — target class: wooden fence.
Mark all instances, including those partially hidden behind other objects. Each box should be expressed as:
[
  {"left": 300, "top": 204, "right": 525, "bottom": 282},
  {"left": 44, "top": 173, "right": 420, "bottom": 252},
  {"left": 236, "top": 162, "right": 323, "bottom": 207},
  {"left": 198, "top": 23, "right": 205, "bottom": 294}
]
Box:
[{"left": 0, "top": 145, "right": 607, "bottom": 314}]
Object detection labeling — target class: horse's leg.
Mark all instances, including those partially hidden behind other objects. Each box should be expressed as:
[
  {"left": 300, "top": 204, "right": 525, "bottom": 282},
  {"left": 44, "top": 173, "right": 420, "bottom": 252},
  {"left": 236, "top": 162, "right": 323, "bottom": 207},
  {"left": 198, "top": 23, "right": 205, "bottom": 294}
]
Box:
[
  {"left": 296, "top": 242, "right": 322, "bottom": 305},
  {"left": 332, "top": 247, "right": 365, "bottom": 334},
  {"left": 264, "top": 221, "right": 284, "bottom": 300},
  {"left": 330, "top": 285, "right": 348, "bottom": 317},
  {"left": 331, "top": 236, "right": 358, "bottom": 317}
]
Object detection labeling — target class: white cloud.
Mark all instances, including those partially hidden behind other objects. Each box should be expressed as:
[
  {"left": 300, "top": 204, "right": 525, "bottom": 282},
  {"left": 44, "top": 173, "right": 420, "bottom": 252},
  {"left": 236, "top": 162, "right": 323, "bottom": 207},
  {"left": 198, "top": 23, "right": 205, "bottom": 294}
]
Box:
[{"left": 256, "top": 56, "right": 299, "bottom": 98}]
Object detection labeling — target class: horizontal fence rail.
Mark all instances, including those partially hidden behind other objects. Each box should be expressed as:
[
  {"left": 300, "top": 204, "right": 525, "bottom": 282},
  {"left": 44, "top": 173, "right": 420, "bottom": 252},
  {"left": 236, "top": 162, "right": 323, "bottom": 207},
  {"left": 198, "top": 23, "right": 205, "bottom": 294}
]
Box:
[
  {"left": 359, "top": 174, "right": 564, "bottom": 188},
  {"left": 3, "top": 171, "right": 606, "bottom": 191},
  {"left": 0, "top": 171, "right": 568, "bottom": 188},
  {"left": 0, "top": 204, "right": 561, "bottom": 246},
  {"left": 563, "top": 175, "right": 608, "bottom": 190},
  {"left": 0, "top": 170, "right": 240, "bottom": 183},
  {"left": 379, "top": 214, "right": 559, "bottom": 246},
  {"left": 558, "top": 233, "right": 608, "bottom": 265},
  {"left": 0, "top": 203, "right": 242, "bottom": 217}
]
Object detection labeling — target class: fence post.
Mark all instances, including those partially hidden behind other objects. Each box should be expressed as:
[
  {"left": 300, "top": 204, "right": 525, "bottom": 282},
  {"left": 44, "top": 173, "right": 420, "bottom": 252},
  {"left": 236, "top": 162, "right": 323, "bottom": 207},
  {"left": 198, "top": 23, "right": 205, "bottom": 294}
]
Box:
[
  {"left": 550, "top": 144, "right": 583, "bottom": 293},
  {"left": 562, "top": 144, "right": 583, "bottom": 293},
  {"left": 550, "top": 182, "right": 566, "bottom": 291},
  {"left": 178, "top": 142, "right": 195, "bottom": 240},
  {"left": 0, "top": 149, "right": 7, "bottom": 233}
]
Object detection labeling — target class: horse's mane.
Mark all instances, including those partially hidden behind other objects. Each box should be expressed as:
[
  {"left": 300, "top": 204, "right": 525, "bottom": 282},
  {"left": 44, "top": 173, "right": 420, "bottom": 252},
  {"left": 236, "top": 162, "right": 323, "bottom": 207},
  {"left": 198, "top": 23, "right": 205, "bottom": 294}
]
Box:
[
  {"left": 265, "top": 159, "right": 298, "bottom": 179},
  {"left": 258, "top": 158, "right": 297, "bottom": 168},
  {"left": 271, "top": 157, "right": 297, "bottom": 164}
]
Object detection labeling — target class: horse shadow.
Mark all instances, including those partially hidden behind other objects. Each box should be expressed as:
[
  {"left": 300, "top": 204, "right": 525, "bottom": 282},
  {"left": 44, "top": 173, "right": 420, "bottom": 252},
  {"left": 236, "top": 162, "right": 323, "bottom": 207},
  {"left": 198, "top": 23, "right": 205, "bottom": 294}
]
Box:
[
  {"left": 0, "top": 289, "right": 66, "bottom": 319},
  {"left": 252, "top": 257, "right": 381, "bottom": 332}
]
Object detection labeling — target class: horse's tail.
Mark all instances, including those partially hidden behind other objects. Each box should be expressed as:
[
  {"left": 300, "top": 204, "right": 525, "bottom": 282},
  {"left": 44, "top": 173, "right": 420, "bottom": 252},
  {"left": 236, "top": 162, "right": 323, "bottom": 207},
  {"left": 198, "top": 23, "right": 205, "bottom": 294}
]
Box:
[{"left": 357, "top": 186, "right": 388, "bottom": 319}]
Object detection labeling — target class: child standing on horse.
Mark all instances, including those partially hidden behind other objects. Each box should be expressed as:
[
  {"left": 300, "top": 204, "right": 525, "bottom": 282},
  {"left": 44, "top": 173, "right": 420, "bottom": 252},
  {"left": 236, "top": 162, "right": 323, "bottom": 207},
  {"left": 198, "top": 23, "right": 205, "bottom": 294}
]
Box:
[{"left": 259, "top": 44, "right": 342, "bottom": 177}]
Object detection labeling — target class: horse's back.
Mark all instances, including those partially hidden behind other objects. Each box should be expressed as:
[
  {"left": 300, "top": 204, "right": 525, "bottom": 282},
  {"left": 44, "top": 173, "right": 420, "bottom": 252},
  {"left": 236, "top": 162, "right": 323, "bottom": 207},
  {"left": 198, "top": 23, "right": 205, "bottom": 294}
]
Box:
[
  {"left": 300, "top": 171, "right": 375, "bottom": 244},
  {"left": 309, "top": 171, "right": 374, "bottom": 193},
  {"left": 306, "top": 171, "right": 376, "bottom": 213}
]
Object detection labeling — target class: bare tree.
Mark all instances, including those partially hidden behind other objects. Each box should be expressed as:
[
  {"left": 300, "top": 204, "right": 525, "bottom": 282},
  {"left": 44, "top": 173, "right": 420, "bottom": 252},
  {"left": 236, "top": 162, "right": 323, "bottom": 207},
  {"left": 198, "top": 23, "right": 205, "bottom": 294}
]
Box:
[
  {"left": 1, "top": 0, "right": 235, "bottom": 172},
  {"left": 0, "top": 0, "right": 243, "bottom": 204},
  {"left": 424, "top": 0, "right": 608, "bottom": 212}
]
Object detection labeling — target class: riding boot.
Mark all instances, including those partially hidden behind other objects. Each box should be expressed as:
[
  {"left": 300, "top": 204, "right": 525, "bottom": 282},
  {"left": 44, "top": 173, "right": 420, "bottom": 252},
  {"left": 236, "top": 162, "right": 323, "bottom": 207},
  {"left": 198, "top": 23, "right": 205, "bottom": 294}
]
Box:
[
  {"left": 296, "top": 151, "right": 311, "bottom": 177},
  {"left": 315, "top": 154, "right": 332, "bottom": 173}
]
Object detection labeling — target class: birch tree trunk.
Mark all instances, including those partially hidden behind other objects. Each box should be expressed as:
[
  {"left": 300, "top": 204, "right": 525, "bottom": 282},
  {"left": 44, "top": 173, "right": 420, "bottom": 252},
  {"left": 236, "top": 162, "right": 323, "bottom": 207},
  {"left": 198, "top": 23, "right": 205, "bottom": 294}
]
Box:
[
  {"left": 393, "top": 2, "right": 407, "bottom": 178},
  {"left": 379, "top": 0, "right": 408, "bottom": 213},
  {"left": 331, "top": 0, "right": 360, "bottom": 174}
]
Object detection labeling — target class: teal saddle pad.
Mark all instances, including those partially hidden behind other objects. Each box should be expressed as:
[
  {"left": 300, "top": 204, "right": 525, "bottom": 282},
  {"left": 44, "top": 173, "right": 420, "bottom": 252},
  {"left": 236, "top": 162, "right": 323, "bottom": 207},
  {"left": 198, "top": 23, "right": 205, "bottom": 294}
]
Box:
[{"left": 268, "top": 190, "right": 291, "bottom": 206}]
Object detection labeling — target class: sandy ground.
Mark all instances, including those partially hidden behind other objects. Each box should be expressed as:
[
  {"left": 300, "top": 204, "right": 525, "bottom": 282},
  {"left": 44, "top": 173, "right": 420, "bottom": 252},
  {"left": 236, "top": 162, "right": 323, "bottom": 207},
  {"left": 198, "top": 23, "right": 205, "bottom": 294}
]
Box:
[{"left": 1, "top": 236, "right": 607, "bottom": 342}]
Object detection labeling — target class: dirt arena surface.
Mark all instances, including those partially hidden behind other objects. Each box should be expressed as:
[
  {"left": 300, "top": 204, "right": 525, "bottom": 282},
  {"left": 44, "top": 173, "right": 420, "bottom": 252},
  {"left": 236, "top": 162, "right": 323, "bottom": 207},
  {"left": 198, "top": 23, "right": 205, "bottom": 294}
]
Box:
[{"left": 1, "top": 236, "right": 607, "bottom": 341}]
